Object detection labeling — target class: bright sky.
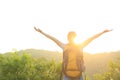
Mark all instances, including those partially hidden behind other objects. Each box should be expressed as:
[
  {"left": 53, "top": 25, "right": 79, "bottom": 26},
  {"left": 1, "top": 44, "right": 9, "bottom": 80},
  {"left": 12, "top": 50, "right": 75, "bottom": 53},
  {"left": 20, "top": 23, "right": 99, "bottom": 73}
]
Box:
[{"left": 0, "top": 0, "right": 120, "bottom": 54}]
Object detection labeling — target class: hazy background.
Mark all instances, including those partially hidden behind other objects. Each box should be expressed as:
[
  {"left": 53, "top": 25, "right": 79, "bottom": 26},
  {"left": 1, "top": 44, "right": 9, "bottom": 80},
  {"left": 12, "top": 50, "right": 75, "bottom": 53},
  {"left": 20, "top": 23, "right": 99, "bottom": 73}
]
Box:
[{"left": 0, "top": 0, "right": 120, "bottom": 54}]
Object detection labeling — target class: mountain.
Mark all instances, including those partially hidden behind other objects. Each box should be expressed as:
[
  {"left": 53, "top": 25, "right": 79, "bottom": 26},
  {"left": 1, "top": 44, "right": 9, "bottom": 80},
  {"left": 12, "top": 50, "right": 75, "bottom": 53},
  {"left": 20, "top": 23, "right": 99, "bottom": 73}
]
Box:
[
  {"left": 7, "top": 49, "right": 120, "bottom": 77},
  {"left": 19, "top": 49, "right": 63, "bottom": 61},
  {"left": 84, "top": 51, "right": 120, "bottom": 76}
]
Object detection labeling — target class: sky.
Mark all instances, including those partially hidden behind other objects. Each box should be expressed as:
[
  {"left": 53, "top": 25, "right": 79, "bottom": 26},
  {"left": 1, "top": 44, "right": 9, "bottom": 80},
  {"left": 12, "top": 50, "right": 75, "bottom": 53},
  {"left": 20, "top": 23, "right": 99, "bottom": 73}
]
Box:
[{"left": 0, "top": 0, "right": 120, "bottom": 54}]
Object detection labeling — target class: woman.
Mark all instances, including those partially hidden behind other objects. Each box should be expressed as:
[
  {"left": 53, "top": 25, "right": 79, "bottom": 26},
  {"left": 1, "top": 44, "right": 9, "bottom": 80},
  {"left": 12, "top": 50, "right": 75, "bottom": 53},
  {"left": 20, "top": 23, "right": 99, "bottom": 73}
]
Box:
[{"left": 34, "top": 27, "right": 112, "bottom": 80}]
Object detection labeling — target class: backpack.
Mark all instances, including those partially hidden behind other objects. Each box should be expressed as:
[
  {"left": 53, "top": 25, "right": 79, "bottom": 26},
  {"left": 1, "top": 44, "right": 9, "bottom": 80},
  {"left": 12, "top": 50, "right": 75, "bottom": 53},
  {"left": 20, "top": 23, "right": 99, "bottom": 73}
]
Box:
[{"left": 62, "top": 44, "right": 83, "bottom": 79}]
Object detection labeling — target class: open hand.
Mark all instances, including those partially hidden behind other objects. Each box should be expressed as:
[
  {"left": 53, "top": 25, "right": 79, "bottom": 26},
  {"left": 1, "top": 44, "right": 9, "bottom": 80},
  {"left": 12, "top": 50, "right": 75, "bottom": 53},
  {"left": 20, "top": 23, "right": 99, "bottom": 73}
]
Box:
[
  {"left": 34, "top": 26, "right": 42, "bottom": 33},
  {"left": 103, "top": 29, "right": 113, "bottom": 33}
]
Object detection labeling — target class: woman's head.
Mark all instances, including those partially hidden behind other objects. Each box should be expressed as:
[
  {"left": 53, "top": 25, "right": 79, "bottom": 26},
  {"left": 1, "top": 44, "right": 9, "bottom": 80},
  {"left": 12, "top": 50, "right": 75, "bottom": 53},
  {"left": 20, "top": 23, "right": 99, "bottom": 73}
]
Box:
[{"left": 67, "top": 31, "right": 76, "bottom": 43}]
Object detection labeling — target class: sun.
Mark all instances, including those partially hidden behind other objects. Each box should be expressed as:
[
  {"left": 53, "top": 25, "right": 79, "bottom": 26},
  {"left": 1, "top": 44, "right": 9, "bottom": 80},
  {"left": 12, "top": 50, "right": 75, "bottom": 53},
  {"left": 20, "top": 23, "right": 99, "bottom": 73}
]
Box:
[
  {"left": 74, "top": 36, "right": 85, "bottom": 44},
  {"left": 73, "top": 34, "right": 110, "bottom": 54}
]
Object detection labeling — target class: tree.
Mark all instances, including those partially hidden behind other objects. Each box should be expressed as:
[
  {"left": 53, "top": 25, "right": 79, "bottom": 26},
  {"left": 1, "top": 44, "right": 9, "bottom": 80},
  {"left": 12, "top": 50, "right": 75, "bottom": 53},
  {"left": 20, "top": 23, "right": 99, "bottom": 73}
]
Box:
[
  {"left": 0, "top": 52, "right": 62, "bottom": 80},
  {"left": 94, "top": 57, "right": 120, "bottom": 80},
  {"left": 0, "top": 52, "right": 35, "bottom": 80}
]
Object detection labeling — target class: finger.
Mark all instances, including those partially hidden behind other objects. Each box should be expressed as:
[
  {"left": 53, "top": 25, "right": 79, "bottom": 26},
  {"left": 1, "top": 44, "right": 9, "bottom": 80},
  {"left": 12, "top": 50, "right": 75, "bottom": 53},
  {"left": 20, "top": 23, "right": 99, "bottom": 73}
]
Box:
[
  {"left": 110, "top": 29, "right": 113, "bottom": 31},
  {"left": 34, "top": 26, "right": 36, "bottom": 30},
  {"left": 34, "top": 27, "right": 38, "bottom": 31}
]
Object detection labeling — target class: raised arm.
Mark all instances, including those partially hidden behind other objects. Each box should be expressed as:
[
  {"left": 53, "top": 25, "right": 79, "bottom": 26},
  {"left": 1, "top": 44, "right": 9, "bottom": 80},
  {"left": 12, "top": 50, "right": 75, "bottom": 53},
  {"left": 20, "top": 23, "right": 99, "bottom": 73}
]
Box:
[
  {"left": 34, "top": 27, "right": 64, "bottom": 49},
  {"left": 81, "top": 29, "right": 112, "bottom": 48}
]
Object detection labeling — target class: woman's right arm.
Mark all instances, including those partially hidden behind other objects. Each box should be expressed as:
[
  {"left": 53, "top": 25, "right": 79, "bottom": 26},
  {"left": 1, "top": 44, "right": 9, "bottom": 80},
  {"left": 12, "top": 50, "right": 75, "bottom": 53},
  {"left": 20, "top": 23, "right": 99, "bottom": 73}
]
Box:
[
  {"left": 34, "top": 27, "right": 64, "bottom": 49},
  {"left": 81, "top": 29, "right": 112, "bottom": 48}
]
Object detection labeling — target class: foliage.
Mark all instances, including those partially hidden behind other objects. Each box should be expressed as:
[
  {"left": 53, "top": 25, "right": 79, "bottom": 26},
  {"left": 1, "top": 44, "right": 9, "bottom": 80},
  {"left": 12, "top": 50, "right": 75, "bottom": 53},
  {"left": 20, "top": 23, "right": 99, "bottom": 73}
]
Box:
[
  {"left": 2, "top": 50, "right": 120, "bottom": 80},
  {"left": 0, "top": 52, "right": 62, "bottom": 80},
  {"left": 22, "top": 49, "right": 120, "bottom": 77},
  {"left": 94, "top": 57, "right": 120, "bottom": 80}
]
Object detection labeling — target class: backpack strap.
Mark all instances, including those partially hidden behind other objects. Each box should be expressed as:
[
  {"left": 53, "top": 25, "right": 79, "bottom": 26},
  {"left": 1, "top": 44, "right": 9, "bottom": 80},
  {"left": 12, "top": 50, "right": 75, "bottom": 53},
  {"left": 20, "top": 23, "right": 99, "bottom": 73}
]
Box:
[
  {"left": 60, "top": 62, "right": 64, "bottom": 80},
  {"left": 60, "top": 70, "right": 63, "bottom": 80}
]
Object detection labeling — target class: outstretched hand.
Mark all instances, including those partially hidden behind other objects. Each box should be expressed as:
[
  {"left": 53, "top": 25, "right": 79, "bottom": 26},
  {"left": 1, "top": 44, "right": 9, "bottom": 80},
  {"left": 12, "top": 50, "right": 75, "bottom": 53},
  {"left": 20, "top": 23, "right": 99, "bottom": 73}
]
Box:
[
  {"left": 103, "top": 29, "right": 113, "bottom": 33},
  {"left": 34, "top": 27, "right": 42, "bottom": 33}
]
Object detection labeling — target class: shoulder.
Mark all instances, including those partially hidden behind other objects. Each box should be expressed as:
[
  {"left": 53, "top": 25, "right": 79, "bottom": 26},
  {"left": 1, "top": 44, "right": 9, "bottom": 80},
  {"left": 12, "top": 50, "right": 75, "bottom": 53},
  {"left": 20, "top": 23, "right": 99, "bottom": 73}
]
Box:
[{"left": 61, "top": 43, "right": 67, "bottom": 50}]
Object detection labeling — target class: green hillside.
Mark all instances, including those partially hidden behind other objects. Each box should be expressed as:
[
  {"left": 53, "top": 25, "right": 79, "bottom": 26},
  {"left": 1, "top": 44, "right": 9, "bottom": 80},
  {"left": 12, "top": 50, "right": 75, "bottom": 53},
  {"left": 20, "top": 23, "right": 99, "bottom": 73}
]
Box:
[
  {"left": 12, "top": 49, "right": 120, "bottom": 77},
  {"left": 84, "top": 51, "right": 120, "bottom": 76},
  {"left": 19, "top": 49, "right": 62, "bottom": 61}
]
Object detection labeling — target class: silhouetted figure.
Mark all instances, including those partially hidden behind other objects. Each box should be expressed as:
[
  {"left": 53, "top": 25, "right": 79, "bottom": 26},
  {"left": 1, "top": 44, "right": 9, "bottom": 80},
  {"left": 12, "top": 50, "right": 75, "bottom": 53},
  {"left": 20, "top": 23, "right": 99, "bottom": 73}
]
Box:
[{"left": 34, "top": 27, "right": 112, "bottom": 80}]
